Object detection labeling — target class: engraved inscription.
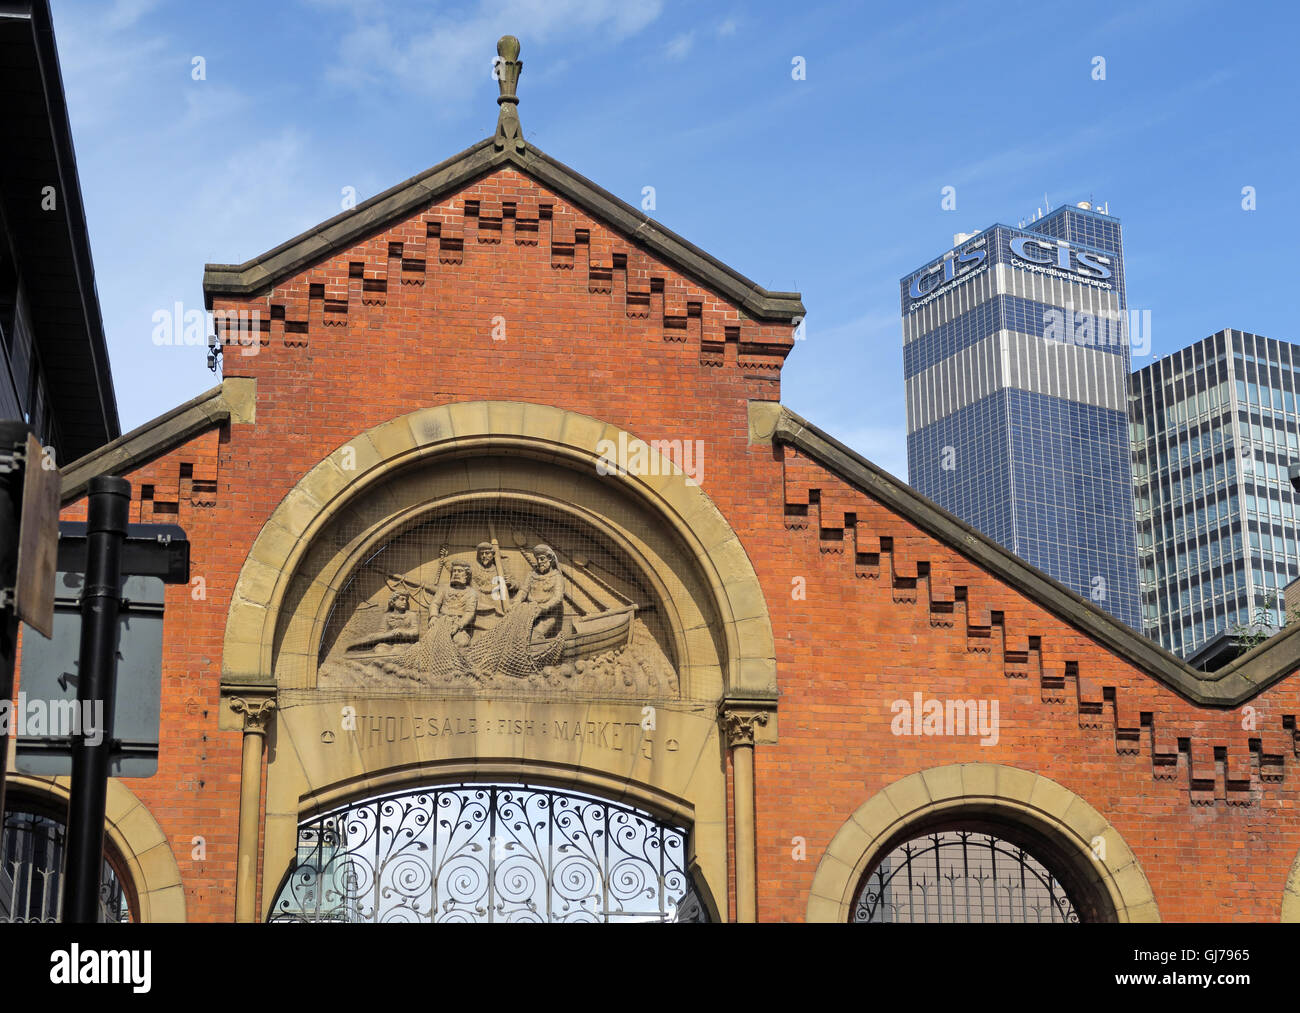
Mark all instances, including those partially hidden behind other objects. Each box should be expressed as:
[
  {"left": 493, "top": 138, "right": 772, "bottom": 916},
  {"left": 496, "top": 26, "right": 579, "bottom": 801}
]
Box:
[{"left": 344, "top": 711, "right": 681, "bottom": 758}]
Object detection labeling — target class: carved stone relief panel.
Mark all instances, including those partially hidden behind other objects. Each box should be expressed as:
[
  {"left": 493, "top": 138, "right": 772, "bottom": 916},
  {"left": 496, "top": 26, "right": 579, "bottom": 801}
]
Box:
[{"left": 317, "top": 500, "right": 680, "bottom": 697}]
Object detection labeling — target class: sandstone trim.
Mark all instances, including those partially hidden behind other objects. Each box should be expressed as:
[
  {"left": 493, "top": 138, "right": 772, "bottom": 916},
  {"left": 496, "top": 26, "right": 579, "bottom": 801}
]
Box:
[
  {"left": 7, "top": 773, "right": 187, "bottom": 923},
  {"left": 60, "top": 378, "right": 255, "bottom": 504},
  {"left": 805, "top": 763, "right": 1159, "bottom": 923}
]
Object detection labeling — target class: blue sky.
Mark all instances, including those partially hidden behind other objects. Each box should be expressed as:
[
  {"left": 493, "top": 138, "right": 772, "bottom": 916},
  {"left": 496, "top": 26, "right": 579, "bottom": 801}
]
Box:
[{"left": 50, "top": 0, "right": 1300, "bottom": 479}]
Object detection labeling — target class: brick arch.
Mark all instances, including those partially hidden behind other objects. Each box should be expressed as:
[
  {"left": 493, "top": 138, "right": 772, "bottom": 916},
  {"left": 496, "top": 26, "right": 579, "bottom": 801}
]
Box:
[
  {"left": 804, "top": 763, "right": 1159, "bottom": 923},
  {"left": 221, "top": 400, "right": 775, "bottom": 696},
  {"left": 6, "top": 774, "right": 186, "bottom": 923}
]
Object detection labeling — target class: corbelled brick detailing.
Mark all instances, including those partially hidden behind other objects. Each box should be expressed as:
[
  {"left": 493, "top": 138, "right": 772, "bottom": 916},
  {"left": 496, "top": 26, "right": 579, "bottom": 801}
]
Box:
[
  {"left": 778, "top": 444, "right": 1297, "bottom": 807},
  {"left": 60, "top": 148, "right": 1300, "bottom": 921},
  {"left": 61, "top": 428, "right": 222, "bottom": 524},
  {"left": 212, "top": 171, "right": 791, "bottom": 373}
]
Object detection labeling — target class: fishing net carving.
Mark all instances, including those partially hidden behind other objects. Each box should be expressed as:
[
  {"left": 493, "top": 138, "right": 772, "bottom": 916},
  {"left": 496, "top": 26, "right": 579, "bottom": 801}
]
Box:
[{"left": 318, "top": 502, "right": 679, "bottom": 695}]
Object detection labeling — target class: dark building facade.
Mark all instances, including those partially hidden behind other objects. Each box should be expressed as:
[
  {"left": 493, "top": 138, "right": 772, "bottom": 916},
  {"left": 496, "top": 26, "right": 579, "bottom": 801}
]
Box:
[
  {"left": 0, "top": 0, "right": 119, "bottom": 462},
  {"left": 1132, "top": 329, "right": 1300, "bottom": 658},
  {"left": 0, "top": 0, "right": 121, "bottom": 924}
]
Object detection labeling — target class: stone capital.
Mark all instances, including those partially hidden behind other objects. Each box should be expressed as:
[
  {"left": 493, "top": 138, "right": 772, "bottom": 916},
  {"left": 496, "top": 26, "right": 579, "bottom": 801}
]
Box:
[
  {"left": 228, "top": 694, "right": 277, "bottom": 736},
  {"left": 719, "top": 699, "right": 777, "bottom": 748}
]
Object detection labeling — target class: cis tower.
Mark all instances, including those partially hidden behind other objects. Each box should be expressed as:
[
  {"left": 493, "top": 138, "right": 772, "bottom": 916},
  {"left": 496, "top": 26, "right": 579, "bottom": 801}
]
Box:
[{"left": 901, "top": 202, "right": 1141, "bottom": 630}]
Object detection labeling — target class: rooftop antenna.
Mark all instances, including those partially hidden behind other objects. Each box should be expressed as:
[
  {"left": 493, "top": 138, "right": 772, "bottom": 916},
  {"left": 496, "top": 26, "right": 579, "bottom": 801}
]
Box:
[{"left": 1044, "top": 192, "right": 1051, "bottom": 212}]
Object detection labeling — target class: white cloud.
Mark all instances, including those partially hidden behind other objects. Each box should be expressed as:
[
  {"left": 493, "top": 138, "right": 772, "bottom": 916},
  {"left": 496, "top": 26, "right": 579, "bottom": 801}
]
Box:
[
  {"left": 47, "top": 2, "right": 339, "bottom": 430},
  {"left": 102, "top": 0, "right": 163, "bottom": 32},
  {"left": 50, "top": 0, "right": 172, "bottom": 132},
  {"left": 316, "top": 0, "right": 664, "bottom": 108},
  {"left": 665, "top": 32, "right": 694, "bottom": 61}
]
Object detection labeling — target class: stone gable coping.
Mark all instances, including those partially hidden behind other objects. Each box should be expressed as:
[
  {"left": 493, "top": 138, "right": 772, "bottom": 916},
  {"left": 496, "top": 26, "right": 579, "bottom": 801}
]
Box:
[{"left": 201, "top": 139, "right": 804, "bottom": 324}]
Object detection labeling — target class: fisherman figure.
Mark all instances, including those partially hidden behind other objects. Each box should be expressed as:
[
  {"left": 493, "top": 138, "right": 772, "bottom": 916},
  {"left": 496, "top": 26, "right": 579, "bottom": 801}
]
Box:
[
  {"left": 469, "top": 541, "right": 517, "bottom": 634},
  {"left": 468, "top": 543, "right": 566, "bottom": 679},
  {"left": 428, "top": 562, "right": 478, "bottom": 648}
]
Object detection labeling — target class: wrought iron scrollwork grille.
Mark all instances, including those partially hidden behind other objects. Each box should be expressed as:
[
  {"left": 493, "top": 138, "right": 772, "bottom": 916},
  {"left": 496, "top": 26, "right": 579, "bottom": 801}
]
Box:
[
  {"left": 1, "top": 809, "right": 130, "bottom": 924},
  {"left": 269, "top": 783, "right": 708, "bottom": 923},
  {"left": 852, "top": 830, "right": 1080, "bottom": 923}
]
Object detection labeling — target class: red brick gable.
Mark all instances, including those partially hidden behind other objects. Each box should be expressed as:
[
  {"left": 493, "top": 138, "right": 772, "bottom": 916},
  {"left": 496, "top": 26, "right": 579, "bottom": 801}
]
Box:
[
  {"left": 38, "top": 138, "right": 1300, "bottom": 923},
  {"left": 212, "top": 166, "right": 793, "bottom": 375},
  {"left": 751, "top": 431, "right": 1300, "bottom": 920}
]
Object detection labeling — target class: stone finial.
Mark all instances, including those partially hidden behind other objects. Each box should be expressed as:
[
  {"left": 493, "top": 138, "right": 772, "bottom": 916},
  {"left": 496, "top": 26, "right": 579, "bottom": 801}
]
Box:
[{"left": 494, "top": 35, "right": 524, "bottom": 153}]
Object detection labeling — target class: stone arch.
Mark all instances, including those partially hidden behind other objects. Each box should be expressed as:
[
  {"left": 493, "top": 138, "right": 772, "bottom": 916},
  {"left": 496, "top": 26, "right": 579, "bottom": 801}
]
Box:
[
  {"left": 1282, "top": 848, "right": 1300, "bottom": 921},
  {"left": 804, "top": 763, "right": 1159, "bottom": 923},
  {"left": 5, "top": 774, "right": 186, "bottom": 922},
  {"left": 222, "top": 401, "right": 773, "bottom": 696},
  {"left": 225, "top": 401, "right": 772, "bottom": 921}
]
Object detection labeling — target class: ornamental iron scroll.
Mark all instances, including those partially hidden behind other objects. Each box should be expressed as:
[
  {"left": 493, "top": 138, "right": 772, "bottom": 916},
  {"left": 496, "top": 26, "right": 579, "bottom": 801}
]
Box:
[
  {"left": 268, "top": 783, "right": 708, "bottom": 923},
  {"left": 852, "top": 831, "right": 1080, "bottom": 924},
  {"left": 1, "top": 809, "right": 130, "bottom": 923}
]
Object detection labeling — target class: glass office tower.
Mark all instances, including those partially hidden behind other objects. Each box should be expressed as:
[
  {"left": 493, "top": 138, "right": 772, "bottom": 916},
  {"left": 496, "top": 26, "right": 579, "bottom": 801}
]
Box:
[
  {"left": 901, "top": 203, "right": 1140, "bottom": 629},
  {"left": 1131, "top": 329, "right": 1300, "bottom": 658}
]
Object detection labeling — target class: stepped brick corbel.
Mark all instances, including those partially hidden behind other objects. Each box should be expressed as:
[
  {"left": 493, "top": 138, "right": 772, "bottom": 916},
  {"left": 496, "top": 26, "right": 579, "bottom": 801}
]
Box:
[
  {"left": 775, "top": 425, "right": 1300, "bottom": 807},
  {"left": 402, "top": 231, "right": 428, "bottom": 284},
  {"left": 210, "top": 182, "right": 793, "bottom": 374},
  {"left": 512, "top": 200, "right": 540, "bottom": 245},
  {"left": 465, "top": 198, "right": 504, "bottom": 244}
]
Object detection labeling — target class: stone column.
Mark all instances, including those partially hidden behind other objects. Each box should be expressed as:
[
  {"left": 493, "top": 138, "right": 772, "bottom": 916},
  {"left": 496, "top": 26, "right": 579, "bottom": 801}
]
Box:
[
  {"left": 228, "top": 694, "right": 276, "bottom": 923},
  {"left": 720, "top": 701, "right": 774, "bottom": 923}
]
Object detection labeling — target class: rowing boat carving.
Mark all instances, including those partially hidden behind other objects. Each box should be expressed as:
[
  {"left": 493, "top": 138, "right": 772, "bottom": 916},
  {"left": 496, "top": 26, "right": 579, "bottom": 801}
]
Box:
[{"left": 317, "top": 515, "right": 678, "bottom": 696}]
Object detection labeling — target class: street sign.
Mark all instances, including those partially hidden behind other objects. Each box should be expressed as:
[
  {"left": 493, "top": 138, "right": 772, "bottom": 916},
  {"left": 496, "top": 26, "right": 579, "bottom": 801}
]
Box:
[
  {"left": 56, "top": 521, "right": 190, "bottom": 584},
  {"left": 15, "top": 570, "right": 165, "bottom": 777},
  {"left": 13, "top": 433, "right": 59, "bottom": 637}
]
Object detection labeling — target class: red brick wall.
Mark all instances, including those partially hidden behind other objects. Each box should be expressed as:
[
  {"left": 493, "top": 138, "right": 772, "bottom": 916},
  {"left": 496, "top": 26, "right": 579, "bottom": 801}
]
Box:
[
  {"left": 48, "top": 431, "right": 241, "bottom": 921},
  {"left": 39, "top": 164, "right": 1300, "bottom": 921},
  {"left": 752, "top": 445, "right": 1300, "bottom": 921}
]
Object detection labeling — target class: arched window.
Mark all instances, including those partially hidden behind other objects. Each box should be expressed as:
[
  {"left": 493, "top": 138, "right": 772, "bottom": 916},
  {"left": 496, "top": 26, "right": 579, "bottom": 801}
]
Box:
[
  {"left": 268, "top": 782, "right": 708, "bottom": 923},
  {"left": 1, "top": 802, "right": 132, "bottom": 923},
  {"left": 852, "top": 828, "right": 1082, "bottom": 923}
]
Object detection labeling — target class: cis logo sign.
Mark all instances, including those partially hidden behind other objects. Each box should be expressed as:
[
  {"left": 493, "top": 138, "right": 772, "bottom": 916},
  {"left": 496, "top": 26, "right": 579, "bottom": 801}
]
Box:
[
  {"left": 908, "top": 235, "right": 1113, "bottom": 302},
  {"left": 1009, "top": 236, "right": 1112, "bottom": 280},
  {"left": 908, "top": 247, "right": 986, "bottom": 300}
]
